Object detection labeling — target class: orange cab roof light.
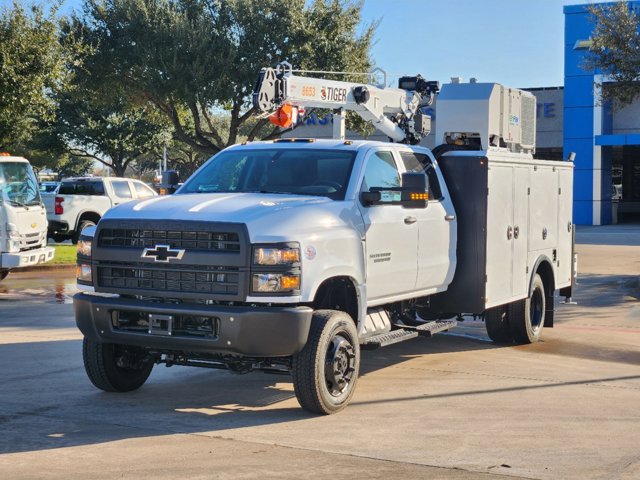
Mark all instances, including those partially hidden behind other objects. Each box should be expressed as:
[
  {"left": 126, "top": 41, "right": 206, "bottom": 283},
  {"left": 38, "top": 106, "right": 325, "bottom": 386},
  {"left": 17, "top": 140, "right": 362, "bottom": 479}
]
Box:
[{"left": 0, "top": 152, "right": 11, "bottom": 156}]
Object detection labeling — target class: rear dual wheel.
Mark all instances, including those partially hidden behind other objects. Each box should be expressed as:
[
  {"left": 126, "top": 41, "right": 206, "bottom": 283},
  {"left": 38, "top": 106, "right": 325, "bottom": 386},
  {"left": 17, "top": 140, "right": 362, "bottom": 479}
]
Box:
[
  {"left": 485, "top": 304, "right": 512, "bottom": 344},
  {"left": 510, "top": 274, "right": 546, "bottom": 344},
  {"left": 485, "top": 273, "right": 547, "bottom": 345}
]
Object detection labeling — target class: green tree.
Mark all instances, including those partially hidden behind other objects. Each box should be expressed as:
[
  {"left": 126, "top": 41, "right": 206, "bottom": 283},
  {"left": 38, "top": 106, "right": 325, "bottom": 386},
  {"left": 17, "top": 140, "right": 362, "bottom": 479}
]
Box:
[
  {"left": 10, "top": 123, "right": 93, "bottom": 178},
  {"left": 586, "top": 2, "right": 640, "bottom": 107},
  {"left": 54, "top": 80, "right": 172, "bottom": 176},
  {"left": 0, "top": 1, "right": 67, "bottom": 151},
  {"left": 136, "top": 140, "right": 209, "bottom": 181},
  {"left": 69, "top": 0, "right": 376, "bottom": 156}
]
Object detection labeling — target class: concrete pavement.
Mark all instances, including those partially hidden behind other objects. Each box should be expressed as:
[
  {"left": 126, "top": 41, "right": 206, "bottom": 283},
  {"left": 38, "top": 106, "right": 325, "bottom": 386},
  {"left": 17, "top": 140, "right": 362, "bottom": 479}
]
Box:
[{"left": 0, "top": 226, "right": 638, "bottom": 479}]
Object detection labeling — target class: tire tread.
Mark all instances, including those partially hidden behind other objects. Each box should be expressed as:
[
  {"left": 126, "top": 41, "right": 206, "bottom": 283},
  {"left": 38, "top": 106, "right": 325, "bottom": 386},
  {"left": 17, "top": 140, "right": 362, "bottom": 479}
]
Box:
[
  {"left": 485, "top": 306, "right": 513, "bottom": 344},
  {"left": 82, "top": 338, "right": 153, "bottom": 392},
  {"left": 83, "top": 338, "right": 118, "bottom": 392},
  {"left": 292, "top": 310, "right": 358, "bottom": 415}
]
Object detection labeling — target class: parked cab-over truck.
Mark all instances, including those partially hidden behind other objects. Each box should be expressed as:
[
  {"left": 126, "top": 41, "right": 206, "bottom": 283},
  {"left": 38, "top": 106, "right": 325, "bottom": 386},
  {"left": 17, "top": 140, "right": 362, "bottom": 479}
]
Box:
[
  {"left": 74, "top": 67, "right": 575, "bottom": 414},
  {"left": 0, "top": 154, "right": 54, "bottom": 282},
  {"left": 45, "top": 177, "right": 157, "bottom": 244}
]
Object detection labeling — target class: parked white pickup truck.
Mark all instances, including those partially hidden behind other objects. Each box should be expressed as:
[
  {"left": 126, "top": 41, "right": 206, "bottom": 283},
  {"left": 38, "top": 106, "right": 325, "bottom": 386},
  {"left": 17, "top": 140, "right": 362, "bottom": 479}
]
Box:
[{"left": 45, "top": 177, "right": 157, "bottom": 243}]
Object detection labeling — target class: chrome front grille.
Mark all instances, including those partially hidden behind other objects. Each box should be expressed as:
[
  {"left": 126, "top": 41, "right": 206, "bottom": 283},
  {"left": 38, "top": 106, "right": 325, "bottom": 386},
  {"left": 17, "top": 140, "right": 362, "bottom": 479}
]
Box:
[{"left": 20, "top": 232, "right": 44, "bottom": 251}]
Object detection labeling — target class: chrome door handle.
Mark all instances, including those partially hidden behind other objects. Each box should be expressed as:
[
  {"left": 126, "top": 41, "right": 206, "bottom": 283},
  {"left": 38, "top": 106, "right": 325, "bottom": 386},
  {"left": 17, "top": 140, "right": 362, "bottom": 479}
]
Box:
[
  {"left": 404, "top": 216, "right": 417, "bottom": 225},
  {"left": 444, "top": 215, "right": 456, "bottom": 221}
]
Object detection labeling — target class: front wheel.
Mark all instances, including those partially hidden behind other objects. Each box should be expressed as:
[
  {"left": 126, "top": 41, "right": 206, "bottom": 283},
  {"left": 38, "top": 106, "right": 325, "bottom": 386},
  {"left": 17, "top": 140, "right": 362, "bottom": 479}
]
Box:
[
  {"left": 0, "top": 269, "right": 9, "bottom": 282},
  {"left": 292, "top": 310, "right": 360, "bottom": 415},
  {"left": 82, "top": 338, "right": 154, "bottom": 392}
]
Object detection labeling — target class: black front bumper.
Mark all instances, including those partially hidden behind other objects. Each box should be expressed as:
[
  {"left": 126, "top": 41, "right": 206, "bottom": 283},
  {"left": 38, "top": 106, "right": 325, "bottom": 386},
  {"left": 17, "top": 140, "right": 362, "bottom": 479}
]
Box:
[{"left": 74, "top": 293, "right": 313, "bottom": 357}]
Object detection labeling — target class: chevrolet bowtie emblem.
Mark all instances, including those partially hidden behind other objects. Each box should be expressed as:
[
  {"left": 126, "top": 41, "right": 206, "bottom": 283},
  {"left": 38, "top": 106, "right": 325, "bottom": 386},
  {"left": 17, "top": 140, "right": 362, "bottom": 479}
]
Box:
[
  {"left": 31, "top": 223, "right": 37, "bottom": 228},
  {"left": 141, "top": 245, "right": 185, "bottom": 262}
]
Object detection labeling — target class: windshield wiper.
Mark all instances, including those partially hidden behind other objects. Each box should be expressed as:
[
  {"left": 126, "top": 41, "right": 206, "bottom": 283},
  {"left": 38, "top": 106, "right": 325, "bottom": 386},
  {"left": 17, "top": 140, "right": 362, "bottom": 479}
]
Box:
[
  {"left": 259, "top": 190, "right": 296, "bottom": 195},
  {"left": 6, "top": 199, "right": 26, "bottom": 207}
]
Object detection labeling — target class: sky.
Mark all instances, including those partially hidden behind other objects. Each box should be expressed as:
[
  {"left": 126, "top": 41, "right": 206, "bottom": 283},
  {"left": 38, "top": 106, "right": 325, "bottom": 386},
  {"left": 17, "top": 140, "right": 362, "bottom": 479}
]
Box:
[
  {"left": 2, "top": 0, "right": 608, "bottom": 88},
  {"left": 359, "top": 0, "right": 603, "bottom": 88}
]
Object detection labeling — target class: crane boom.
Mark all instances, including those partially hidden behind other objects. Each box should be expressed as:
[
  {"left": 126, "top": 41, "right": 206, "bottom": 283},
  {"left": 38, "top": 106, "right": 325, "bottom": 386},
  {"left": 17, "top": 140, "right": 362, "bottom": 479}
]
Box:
[{"left": 252, "top": 62, "right": 439, "bottom": 144}]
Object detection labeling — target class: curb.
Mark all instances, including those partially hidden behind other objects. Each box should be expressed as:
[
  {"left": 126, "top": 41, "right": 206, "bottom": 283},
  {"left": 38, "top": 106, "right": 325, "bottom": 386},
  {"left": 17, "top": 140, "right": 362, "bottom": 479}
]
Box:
[{"left": 17, "top": 264, "right": 76, "bottom": 273}]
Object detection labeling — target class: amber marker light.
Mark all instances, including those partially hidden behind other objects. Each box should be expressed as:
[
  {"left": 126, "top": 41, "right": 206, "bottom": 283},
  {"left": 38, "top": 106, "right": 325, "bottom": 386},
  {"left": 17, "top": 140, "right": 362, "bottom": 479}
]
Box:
[
  {"left": 280, "top": 275, "right": 300, "bottom": 290},
  {"left": 410, "top": 192, "right": 429, "bottom": 200}
]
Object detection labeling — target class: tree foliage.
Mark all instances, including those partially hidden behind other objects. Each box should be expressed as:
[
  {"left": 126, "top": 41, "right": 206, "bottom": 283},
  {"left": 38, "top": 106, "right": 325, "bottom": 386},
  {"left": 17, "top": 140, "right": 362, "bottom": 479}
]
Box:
[
  {"left": 54, "top": 83, "right": 171, "bottom": 176},
  {"left": 9, "top": 122, "right": 91, "bottom": 178},
  {"left": 586, "top": 2, "right": 640, "bottom": 107},
  {"left": 69, "top": 0, "right": 376, "bottom": 156},
  {"left": 0, "top": 1, "right": 67, "bottom": 150},
  {"left": 135, "top": 140, "right": 208, "bottom": 181}
]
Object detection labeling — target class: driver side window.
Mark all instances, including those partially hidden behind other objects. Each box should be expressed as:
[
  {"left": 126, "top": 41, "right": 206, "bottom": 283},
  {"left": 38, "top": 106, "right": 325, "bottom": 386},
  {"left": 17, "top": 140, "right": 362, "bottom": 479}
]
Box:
[{"left": 361, "top": 151, "right": 400, "bottom": 192}]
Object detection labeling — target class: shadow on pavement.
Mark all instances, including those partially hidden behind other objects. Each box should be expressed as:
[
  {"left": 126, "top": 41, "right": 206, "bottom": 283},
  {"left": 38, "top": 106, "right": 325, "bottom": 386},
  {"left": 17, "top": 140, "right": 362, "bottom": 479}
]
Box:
[{"left": 0, "top": 333, "right": 504, "bottom": 455}]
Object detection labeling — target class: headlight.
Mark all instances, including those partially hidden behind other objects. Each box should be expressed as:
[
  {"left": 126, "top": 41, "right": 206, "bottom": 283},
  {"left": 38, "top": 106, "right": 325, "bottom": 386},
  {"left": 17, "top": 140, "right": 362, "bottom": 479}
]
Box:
[
  {"left": 6, "top": 223, "right": 19, "bottom": 239},
  {"left": 77, "top": 231, "right": 94, "bottom": 285},
  {"left": 253, "top": 246, "right": 300, "bottom": 265},
  {"left": 76, "top": 264, "right": 92, "bottom": 283},
  {"left": 252, "top": 273, "right": 300, "bottom": 293},
  {"left": 77, "top": 238, "right": 92, "bottom": 257}
]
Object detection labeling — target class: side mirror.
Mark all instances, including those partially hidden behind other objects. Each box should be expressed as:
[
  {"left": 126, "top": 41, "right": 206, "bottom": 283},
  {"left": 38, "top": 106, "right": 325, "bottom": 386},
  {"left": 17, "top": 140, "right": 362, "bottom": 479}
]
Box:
[
  {"left": 360, "top": 190, "right": 381, "bottom": 206},
  {"left": 400, "top": 172, "right": 429, "bottom": 208},
  {"left": 360, "top": 172, "right": 429, "bottom": 208}
]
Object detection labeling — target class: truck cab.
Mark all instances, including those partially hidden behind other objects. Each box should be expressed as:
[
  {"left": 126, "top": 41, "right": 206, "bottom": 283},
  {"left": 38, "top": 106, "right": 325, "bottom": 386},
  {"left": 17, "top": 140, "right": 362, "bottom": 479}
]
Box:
[
  {"left": 74, "top": 140, "right": 456, "bottom": 411},
  {"left": 0, "top": 154, "right": 54, "bottom": 281}
]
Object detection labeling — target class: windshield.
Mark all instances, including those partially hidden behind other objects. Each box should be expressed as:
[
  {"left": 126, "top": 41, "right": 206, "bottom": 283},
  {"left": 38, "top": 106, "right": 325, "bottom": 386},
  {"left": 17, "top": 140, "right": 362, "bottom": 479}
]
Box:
[
  {"left": 0, "top": 162, "right": 41, "bottom": 206},
  {"left": 180, "top": 148, "right": 357, "bottom": 200}
]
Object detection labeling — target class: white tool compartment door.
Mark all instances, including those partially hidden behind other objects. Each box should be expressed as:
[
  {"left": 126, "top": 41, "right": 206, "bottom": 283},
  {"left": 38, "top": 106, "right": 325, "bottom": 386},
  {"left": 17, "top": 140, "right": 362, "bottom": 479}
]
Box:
[
  {"left": 557, "top": 167, "right": 573, "bottom": 286},
  {"left": 357, "top": 149, "right": 419, "bottom": 300},
  {"left": 512, "top": 166, "right": 530, "bottom": 298},
  {"left": 486, "top": 164, "right": 514, "bottom": 306},
  {"left": 529, "top": 166, "right": 559, "bottom": 252}
]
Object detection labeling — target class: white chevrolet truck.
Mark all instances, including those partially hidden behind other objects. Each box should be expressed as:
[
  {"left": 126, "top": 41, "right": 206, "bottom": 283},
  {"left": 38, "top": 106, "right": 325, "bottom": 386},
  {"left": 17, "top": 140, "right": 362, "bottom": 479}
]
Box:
[
  {"left": 74, "top": 67, "right": 575, "bottom": 414},
  {"left": 0, "top": 154, "right": 54, "bottom": 281}
]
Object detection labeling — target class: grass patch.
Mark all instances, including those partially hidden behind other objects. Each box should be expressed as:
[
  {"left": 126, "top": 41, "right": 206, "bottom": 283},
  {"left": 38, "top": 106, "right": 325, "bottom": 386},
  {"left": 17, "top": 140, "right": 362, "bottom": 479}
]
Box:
[{"left": 48, "top": 244, "right": 77, "bottom": 265}]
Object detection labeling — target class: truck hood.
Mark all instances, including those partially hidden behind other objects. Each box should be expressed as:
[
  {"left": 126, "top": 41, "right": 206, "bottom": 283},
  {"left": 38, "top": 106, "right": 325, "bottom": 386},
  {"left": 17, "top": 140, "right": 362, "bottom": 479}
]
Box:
[
  {"left": 102, "top": 193, "right": 363, "bottom": 242},
  {"left": 3, "top": 204, "right": 48, "bottom": 236}
]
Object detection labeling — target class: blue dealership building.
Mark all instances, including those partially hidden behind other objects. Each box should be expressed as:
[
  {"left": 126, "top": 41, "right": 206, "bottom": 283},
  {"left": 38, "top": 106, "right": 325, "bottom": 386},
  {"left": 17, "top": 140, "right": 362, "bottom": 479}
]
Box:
[{"left": 564, "top": 1, "right": 640, "bottom": 225}]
